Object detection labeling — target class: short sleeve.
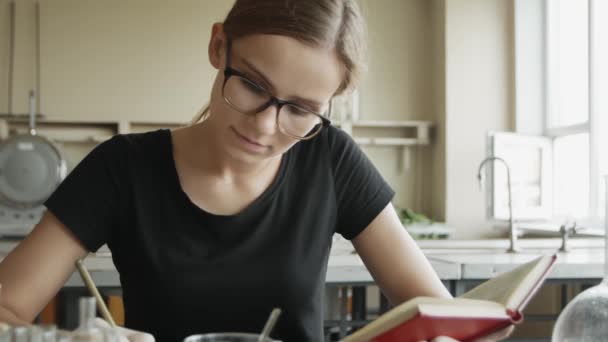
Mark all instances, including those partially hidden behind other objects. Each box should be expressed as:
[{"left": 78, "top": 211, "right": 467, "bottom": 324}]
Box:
[
  {"left": 328, "top": 127, "right": 395, "bottom": 240},
  {"left": 44, "top": 135, "right": 130, "bottom": 252}
]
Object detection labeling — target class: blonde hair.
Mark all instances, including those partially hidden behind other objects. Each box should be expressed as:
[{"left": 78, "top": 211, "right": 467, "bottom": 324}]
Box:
[{"left": 190, "top": 0, "right": 368, "bottom": 125}]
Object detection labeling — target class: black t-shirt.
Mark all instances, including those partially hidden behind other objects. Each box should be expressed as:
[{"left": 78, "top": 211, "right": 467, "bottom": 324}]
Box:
[{"left": 45, "top": 126, "right": 394, "bottom": 342}]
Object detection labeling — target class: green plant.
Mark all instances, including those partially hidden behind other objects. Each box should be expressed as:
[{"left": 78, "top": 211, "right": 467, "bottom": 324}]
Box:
[{"left": 398, "top": 208, "right": 433, "bottom": 225}]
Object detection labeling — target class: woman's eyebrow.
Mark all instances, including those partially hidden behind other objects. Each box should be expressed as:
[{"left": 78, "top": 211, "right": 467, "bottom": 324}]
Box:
[
  {"left": 240, "top": 58, "right": 324, "bottom": 111},
  {"left": 240, "top": 58, "right": 276, "bottom": 91}
]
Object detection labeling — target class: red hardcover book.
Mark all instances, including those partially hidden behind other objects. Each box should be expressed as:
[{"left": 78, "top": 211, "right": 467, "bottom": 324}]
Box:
[{"left": 342, "top": 254, "right": 557, "bottom": 342}]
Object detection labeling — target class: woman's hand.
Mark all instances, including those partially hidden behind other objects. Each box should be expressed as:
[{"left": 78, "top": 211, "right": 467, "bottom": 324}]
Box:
[
  {"left": 420, "top": 325, "right": 515, "bottom": 342},
  {"left": 94, "top": 318, "right": 155, "bottom": 342},
  {"left": 471, "top": 325, "right": 514, "bottom": 342}
]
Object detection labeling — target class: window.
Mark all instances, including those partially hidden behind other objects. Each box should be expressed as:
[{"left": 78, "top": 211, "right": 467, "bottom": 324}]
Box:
[{"left": 545, "top": 0, "right": 607, "bottom": 221}]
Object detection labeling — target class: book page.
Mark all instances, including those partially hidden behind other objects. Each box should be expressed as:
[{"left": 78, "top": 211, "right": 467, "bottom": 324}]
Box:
[{"left": 459, "top": 255, "right": 555, "bottom": 311}]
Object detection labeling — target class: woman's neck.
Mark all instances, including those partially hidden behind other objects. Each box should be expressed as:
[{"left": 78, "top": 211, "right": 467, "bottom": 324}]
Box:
[{"left": 174, "top": 122, "right": 281, "bottom": 183}]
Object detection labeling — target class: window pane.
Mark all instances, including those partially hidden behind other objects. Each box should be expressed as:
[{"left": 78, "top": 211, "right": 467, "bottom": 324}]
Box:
[
  {"left": 594, "top": 0, "right": 608, "bottom": 219},
  {"left": 548, "top": 0, "right": 589, "bottom": 127},
  {"left": 554, "top": 133, "right": 589, "bottom": 219}
]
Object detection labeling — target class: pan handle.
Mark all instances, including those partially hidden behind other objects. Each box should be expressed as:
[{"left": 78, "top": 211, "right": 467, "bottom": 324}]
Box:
[
  {"left": 8, "top": 1, "right": 15, "bottom": 115},
  {"left": 29, "top": 90, "right": 37, "bottom": 135}
]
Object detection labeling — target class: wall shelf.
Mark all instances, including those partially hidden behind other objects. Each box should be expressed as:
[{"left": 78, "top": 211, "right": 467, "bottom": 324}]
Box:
[
  {"left": 0, "top": 116, "right": 434, "bottom": 171},
  {"left": 334, "top": 119, "right": 434, "bottom": 171},
  {"left": 352, "top": 137, "right": 419, "bottom": 146},
  {"left": 335, "top": 120, "right": 433, "bottom": 147}
]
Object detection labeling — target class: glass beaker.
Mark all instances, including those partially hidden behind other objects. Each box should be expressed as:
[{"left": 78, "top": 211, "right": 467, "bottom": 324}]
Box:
[{"left": 552, "top": 175, "right": 608, "bottom": 341}]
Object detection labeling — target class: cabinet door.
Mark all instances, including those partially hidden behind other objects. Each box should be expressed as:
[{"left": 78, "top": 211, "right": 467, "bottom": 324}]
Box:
[{"left": 39, "top": 0, "right": 232, "bottom": 123}]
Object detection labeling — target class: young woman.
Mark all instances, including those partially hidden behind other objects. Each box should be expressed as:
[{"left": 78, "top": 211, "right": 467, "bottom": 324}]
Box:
[{"left": 0, "top": 1, "right": 512, "bottom": 341}]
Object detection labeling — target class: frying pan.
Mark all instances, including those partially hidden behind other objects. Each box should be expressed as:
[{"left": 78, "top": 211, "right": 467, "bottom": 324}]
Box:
[
  {"left": 0, "top": 93, "right": 67, "bottom": 209},
  {"left": 0, "top": 1, "right": 67, "bottom": 209}
]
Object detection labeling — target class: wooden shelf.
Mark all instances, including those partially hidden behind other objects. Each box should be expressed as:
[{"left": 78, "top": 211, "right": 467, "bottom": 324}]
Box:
[
  {"left": 0, "top": 116, "right": 434, "bottom": 152},
  {"left": 0, "top": 117, "right": 185, "bottom": 143},
  {"left": 335, "top": 120, "right": 433, "bottom": 147},
  {"left": 352, "top": 120, "right": 432, "bottom": 128},
  {"left": 50, "top": 135, "right": 113, "bottom": 144},
  {"left": 352, "top": 137, "right": 419, "bottom": 146}
]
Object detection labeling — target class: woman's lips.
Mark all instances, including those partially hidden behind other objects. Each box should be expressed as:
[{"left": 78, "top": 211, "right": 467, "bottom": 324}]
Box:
[{"left": 231, "top": 127, "right": 268, "bottom": 153}]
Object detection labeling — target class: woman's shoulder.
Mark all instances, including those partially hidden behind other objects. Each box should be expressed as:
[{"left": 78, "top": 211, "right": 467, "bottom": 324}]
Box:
[
  {"left": 98, "top": 129, "right": 170, "bottom": 156},
  {"left": 303, "top": 125, "right": 359, "bottom": 161},
  {"left": 325, "top": 125, "right": 355, "bottom": 149},
  {"left": 289, "top": 125, "right": 358, "bottom": 174},
  {"left": 298, "top": 125, "right": 352, "bottom": 152},
  {"left": 115, "top": 128, "right": 170, "bottom": 148},
  {"left": 81, "top": 129, "right": 171, "bottom": 173}
]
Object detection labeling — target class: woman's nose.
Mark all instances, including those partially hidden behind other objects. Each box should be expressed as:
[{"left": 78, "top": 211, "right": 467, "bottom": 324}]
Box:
[{"left": 252, "top": 104, "right": 279, "bottom": 135}]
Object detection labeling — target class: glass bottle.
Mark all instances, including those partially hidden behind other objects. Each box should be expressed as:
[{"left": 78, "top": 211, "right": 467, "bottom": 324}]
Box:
[
  {"left": 0, "top": 284, "right": 9, "bottom": 342},
  {"left": 0, "top": 323, "right": 10, "bottom": 342},
  {"left": 102, "top": 327, "right": 121, "bottom": 342},
  {"left": 552, "top": 175, "right": 608, "bottom": 341},
  {"left": 13, "top": 326, "right": 29, "bottom": 342},
  {"left": 40, "top": 324, "right": 58, "bottom": 342},
  {"left": 70, "top": 298, "right": 103, "bottom": 342},
  {"left": 55, "top": 330, "right": 73, "bottom": 342},
  {"left": 28, "top": 326, "right": 43, "bottom": 342},
  {"left": 0, "top": 314, "right": 9, "bottom": 342}
]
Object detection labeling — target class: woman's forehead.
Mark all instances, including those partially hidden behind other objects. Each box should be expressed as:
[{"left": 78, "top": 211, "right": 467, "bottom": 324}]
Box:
[{"left": 230, "top": 34, "right": 344, "bottom": 102}]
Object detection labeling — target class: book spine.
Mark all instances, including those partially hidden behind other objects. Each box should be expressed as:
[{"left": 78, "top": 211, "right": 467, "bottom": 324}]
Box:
[
  {"left": 371, "top": 313, "right": 511, "bottom": 342},
  {"left": 506, "top": 309, "right": 523, "bottom": 324}
]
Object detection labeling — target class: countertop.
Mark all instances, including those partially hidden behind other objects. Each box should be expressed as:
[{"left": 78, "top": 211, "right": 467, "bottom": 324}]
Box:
[{"left": 1, "top": 237, "right": 605, "bottom": 287}]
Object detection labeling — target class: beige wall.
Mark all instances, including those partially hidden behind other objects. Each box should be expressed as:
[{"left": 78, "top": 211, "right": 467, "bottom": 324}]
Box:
[
  {"left": 3, "top": 0, "right": 233, "bottom": 122},
  {"left": 360, "top": 0, "right": 517, "bottom": 238},
  {"left": 359, "top": 0, "right": 434, "bottom": 122},
  {"left": 358, "top": 0, "right": 436, "bottom": 212},
  {"left": 0, "top": 0, "right": 517, "bottom": 238},
  {"left": 444, "top": 0, "right": 515, "bottom": 238}
]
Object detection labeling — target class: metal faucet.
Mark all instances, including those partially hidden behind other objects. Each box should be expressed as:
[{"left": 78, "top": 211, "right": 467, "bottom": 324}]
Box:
[
  {"left": 477, "top": 157, "right": 520, "bottom": 253},
  {"left": 559, "top": 221, "right": 604, "bottom": 252}
]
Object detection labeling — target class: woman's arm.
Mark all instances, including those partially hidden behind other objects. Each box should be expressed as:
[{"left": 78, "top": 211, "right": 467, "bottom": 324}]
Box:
[
  {"left": 353, "top": 203, "right": 514, "bottom": 341},
  {"left": 352, "top": 203, "right": 452, "bottom": 305},
  {"left": 0, "top": 211, "right": 88, "bottom": 323}
]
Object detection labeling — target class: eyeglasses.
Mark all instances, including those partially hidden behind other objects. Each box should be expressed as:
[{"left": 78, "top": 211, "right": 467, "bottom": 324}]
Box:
[{"left": 222, "top": 41, "right": 332, "bottom": 140}]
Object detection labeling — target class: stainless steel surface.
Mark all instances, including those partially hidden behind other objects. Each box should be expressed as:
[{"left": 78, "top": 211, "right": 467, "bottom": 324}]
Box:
[{"left": 559, "top": 224, "right": 572, "bottom": 252}]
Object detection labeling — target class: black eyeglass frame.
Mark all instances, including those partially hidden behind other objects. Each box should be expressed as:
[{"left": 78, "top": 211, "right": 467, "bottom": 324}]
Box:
[{"left": 221, "top": 40, "right": 332, "bottom": 140}]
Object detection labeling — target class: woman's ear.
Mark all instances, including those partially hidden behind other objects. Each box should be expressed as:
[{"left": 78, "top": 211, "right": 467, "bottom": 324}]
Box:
[{"left": 208, "top": 23, "right": 225, "bottom": 70}]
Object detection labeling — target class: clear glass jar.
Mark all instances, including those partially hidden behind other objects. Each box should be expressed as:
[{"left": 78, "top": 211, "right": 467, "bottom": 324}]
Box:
[
  {"left": 28, "top": 326, "right": 43, "bottom": 342},
  {"left": 12, "top": 326, "right": 29, "bottom": 342},
  {"left": 56, "top": 330, "right": 73, "bottom": 342},
  {"left": 40, "top": 324, "right": 58, "bottom": 342},
  {"left": 70, "top": 298, "right": 103, "bottom": 342},
  {"left": 0, "top": 323, "right": 10, "bottom": 342}
]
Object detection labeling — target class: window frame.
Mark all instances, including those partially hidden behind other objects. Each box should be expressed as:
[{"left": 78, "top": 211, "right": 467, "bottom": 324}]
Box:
[{"left": 543, "top": 0, "right": 603, "bottom": 220}]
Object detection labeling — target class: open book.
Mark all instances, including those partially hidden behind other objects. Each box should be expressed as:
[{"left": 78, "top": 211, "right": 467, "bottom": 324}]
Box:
[{"left": 341, "top": 254, "right": 557, "bottom": 342}]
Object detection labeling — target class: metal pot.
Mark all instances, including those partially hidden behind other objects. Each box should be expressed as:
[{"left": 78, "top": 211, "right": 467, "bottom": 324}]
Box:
[{"left": 183, "top": 333, "right": 281, "bottom": 342}]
